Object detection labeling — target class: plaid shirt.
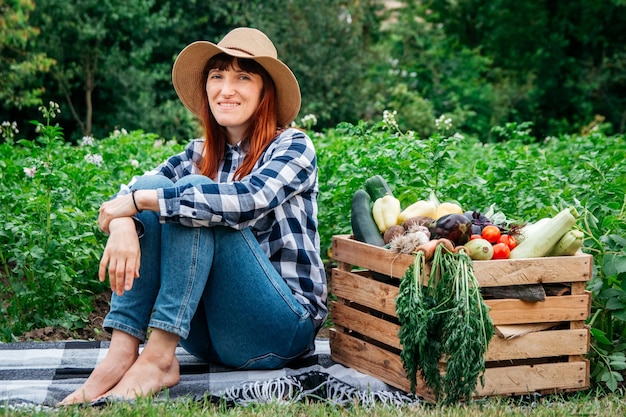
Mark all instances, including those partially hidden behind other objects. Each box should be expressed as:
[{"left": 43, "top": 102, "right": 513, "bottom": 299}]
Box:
[{"left": 122, "top": 128, "right": 327, "bottom": 329}]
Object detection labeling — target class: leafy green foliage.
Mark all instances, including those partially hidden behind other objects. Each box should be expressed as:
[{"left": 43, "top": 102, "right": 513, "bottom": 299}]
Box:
[
  {"left": 0, "top": 0, "right": 54, "bottom": 109},
  {"left": 396, "top": 247, "right": 494, "bottom": 405},
  {"left": 3, "top": 0, "right": 626, "bottom": 143},
  {"left": 417, "top": 0, "right": 626, "bottom": 137},
  {"left": 0, "top": 104, "right": 182, "bottom": 341},
  {"left": 257, "top": 0, "right": 385, "bottom": 128}
]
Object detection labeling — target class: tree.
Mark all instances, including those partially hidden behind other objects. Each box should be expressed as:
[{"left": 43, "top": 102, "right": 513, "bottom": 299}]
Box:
[
  {"left": 29, "top": 0, "right": 179, "bottom": 139},
  {"left": 254, "top": 0, "right": 386, "bottom": 127},
  {"left": 28, "top": 0, "right": 268, "bottom": 141},
  {"left": 0, "top": 0, "right": 54, "bottom": 110},
  {"left": 420, "top": 0, "right": 626, "bottom": 136}
]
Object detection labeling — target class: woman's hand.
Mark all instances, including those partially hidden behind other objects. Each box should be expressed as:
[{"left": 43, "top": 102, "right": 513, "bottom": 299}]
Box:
[
  {"left": 98, "top": 190, "right": 159, "bottom": 234},
  {"left": 99, "top": 217, "right": 141, "bottom": 296},
  {"left": 98, "top": 193, "right": 138, "bottom": 234}
]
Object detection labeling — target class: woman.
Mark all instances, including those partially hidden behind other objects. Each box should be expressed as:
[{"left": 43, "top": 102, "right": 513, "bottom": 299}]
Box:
[{"left": 59, "top": 27, "right": 327, "bottom": 405}]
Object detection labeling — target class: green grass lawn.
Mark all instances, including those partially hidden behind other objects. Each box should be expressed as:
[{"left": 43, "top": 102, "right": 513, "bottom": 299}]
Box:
[{"left": 3, "top": 390, "right": 626, "bottom": 417}]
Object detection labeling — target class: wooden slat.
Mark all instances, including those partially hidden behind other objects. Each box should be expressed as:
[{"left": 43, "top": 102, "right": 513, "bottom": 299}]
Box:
[
  {"left": 331, "top": 301, "right": 401, "bottom": 350},
  {"left": 329, "top": 330, "right": 428, "bottom": 398},
  {"left": 473, "top": 255, "right": 592, "bottom": 287},
  {"left": 332, "top": 235, "right": 413, "bottom": 279},
  {"left": 477, "top": 362, "right": 589, "bottom": 396},
  {"left": 331, "top": 268, "right": 398, "bottom": 316},
  {"left": 332, "top": 268, "right": 591, "bottom": 325},
  {"left": 332, "top": 235, "right": 593, "bottom": 286},
  {"left": 486, "top": 329, "right": 589, "bottom": 361},
  {"left": 486, "top": 294, "right": 590, "bottom": 325},
  {"left": 332, "top": 302, "right": 588, "bottom": 361},
  {"left": 330, "top": 331, "right": 589, "bottom": 397}
]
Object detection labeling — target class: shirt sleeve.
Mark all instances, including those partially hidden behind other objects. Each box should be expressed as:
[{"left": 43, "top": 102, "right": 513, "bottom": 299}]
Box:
[
  {"left": 157, "top": 129, "right": 317, "bottom": 229},
  {"left": 116, "top": 140, "right": 203, "bottom": 196}
]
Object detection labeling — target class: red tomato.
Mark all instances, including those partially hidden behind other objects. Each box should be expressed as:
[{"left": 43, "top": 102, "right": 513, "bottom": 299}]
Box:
[
  {"left": 470, "top": 234, "right": 483, "bottom": 240},
  {"left": 492, "top": 242, "right": 511, "bottom": 259},
  {"left": 498, "top": 234, "right": 517, "bottom": 250},
  {"left": 481, "top": 225, "right": 501, "bottom": 243}
]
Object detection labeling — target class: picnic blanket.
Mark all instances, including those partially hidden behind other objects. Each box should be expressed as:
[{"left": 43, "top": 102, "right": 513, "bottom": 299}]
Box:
[{"left": 0, "top": 338, "right": 420, "bottom": 409}]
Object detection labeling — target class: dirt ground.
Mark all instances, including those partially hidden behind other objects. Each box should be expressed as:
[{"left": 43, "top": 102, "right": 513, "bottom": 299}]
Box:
[
  {"left": 18, "top": 290, "right": 331, "bottom": 341},
  {"left": 18, "top": 291, "right": 113, "bottom": 342}
]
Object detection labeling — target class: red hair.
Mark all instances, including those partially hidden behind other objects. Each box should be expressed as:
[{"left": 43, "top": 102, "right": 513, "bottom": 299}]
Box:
[{"left": 197, "top": 54, "right": 278, "bottom": 180}]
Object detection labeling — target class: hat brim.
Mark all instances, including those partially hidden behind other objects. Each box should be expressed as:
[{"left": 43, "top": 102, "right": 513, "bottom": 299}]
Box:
[{"left": 172, "top": 41, "right": 301, "bottom": 127}]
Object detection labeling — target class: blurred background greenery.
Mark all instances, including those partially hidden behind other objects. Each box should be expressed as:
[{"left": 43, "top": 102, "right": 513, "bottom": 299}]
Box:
[{"left": 2, "top": 0, "right": 625, "bottom": 143}]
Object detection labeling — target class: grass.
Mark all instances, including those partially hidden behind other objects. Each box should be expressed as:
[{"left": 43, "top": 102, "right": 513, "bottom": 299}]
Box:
[{"left": 2, "top": 390, "right": 626, "bottom": 416}]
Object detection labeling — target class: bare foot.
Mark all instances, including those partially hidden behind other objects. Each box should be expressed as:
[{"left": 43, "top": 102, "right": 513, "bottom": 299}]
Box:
[
  {"left": 57, "top": 330, "right": 140, "bottom": 406},
  {"left": 57, "top": 340, "right": 139, "bottom": 405},
  {"left": 101, "top": 347, "right": 180, "bottom": 399},
  {"left": 100, "top": 329, "right": 181, "bottom": 400}
]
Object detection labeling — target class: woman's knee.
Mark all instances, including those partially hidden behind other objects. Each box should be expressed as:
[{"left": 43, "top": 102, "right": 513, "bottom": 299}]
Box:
[
  {"left": 132, "top": 175, "right": 174, "bottom": 190},
  {"left": 174, "top": 174, "right": 214, "bottom": 187}
]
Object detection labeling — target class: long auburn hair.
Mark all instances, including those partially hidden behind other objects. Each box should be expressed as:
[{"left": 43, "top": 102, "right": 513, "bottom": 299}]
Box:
[{"left": 197, "top": 53, "right": 279, "bottom": 180}]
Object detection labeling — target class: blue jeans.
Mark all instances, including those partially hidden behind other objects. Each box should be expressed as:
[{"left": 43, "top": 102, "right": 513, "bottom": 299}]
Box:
[{"left": 103, "top": 175, "right": 315, "bottom": 369}]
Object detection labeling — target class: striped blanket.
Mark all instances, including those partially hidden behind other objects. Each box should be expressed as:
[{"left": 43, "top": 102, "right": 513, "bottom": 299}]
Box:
[{"left": 0, "top": 338, "right": 420, "bottom": 409}]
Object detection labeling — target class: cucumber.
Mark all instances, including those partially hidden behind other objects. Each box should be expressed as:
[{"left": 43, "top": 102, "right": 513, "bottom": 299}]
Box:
[
  {"left": 351, "top": 189, "right": 385, "bottom": 246},
  {"left": 364, "top": 175, "right": 393, "bottom": 200}
]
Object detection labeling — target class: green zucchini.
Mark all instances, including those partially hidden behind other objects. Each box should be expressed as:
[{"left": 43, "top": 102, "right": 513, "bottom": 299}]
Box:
[
  {"left": 351, "top": 189, "right": 385, "bottom": 246},
  {"left": 364, "top": 175, "right": 393, "bottom": 200}
]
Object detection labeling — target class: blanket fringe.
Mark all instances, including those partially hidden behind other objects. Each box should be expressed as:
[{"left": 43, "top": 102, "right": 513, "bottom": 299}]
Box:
[{"left": 204, "top": 371, "right": 421, "bottom": 408}]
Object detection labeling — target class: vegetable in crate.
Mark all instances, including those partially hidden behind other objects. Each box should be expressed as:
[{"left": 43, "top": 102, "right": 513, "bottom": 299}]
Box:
[
  {"left": 372, "top": 194, "right": 401, "bottom": 233},
  {"left": 396, "top": 243, "right": 494, "bottom": 404},
  {"left": 463, "top": 210, "right": 493, "bottom": 235},
  {"left": 429, "top": 213, "right": 472, "bottom": 245},
  {"left": 509, "top": 207, "right": 579, "bottom": 259},
  {"left": 383, "top": 225, "right": 406, "bottom": 245},
  {"left": 549, "top": 229, "right": 584, "bottom": 256},
  {"left": 463, "top": 238, "right": 493, "bottom": 260},
  {"left": 389, "top": 226, "right": 430, "bottom": 254},
  {"left": 364, "top": 174, "right": 393, "bottom": 200},
  {"left": 399, "top": 200, "right": 437, "bottom": 222},
  {"left": 403, "top": 216, "right": 435, "bottom": 231},
  {"left": 351, "top": 189, "right": 385, "bottom": 246},
  {"left": 435, "top": 202, "right": 463, "bottom": 219}
]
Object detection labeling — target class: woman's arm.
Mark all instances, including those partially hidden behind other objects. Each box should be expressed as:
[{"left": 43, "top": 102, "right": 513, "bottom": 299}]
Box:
[{"left": 97, "top": 190, "right": 159, "bottom": 234}]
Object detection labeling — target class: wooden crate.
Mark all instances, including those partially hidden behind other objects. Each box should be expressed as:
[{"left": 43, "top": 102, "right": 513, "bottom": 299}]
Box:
[{"left": 330, "top": 234, "right": 592, "bottom": 400}]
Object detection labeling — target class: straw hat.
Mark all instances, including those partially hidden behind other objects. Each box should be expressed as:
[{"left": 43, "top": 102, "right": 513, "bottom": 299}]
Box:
[{"left": 172, "top": 27, "right": 301, "bottom": 127}]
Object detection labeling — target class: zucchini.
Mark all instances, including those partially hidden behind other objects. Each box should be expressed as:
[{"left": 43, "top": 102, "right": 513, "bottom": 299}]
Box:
[
  {"left": 509, "top": 207, "right": 579, "bottom": 259},
  {"left": 351, "top": 189, "right": 385, "bottom": 246},
  {"left": 549, "top": 229, "right": 584, "bottom": 256},
  {"left": 364, "top": 175, "right": 393, "bottom": 200},
  {"left": 516, "top": 217, "right": 551, "bottom": 244}
]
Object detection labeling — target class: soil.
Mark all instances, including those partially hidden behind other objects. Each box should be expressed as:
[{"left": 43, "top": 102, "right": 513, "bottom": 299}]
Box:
[
  {"left": 18, "top": 291, "right": 113, "bottom": 342},
  {"left": 17, "top": 290, "right": 331, "bottom": 342}
]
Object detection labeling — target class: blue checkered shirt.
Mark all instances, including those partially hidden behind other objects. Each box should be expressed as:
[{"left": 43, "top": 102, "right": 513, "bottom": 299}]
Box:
[{"left": 123, "top": 128, "right": 327, "bottom": 329}]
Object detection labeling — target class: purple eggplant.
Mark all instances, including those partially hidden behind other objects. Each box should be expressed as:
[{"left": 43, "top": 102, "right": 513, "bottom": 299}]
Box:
[{"left": 430, "top": 213, "right": 473, "bottom": 245}]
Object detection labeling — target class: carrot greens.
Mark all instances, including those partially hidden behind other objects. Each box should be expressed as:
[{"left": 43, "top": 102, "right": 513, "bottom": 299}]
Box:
[{"left": 396, "top": 244, "right": 494, "bottom": 405}]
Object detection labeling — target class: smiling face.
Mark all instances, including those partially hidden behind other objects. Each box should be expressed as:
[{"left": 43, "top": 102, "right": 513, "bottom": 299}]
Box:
[{"left": 206, "top": 59, "right": 264, "bottom": 144}]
